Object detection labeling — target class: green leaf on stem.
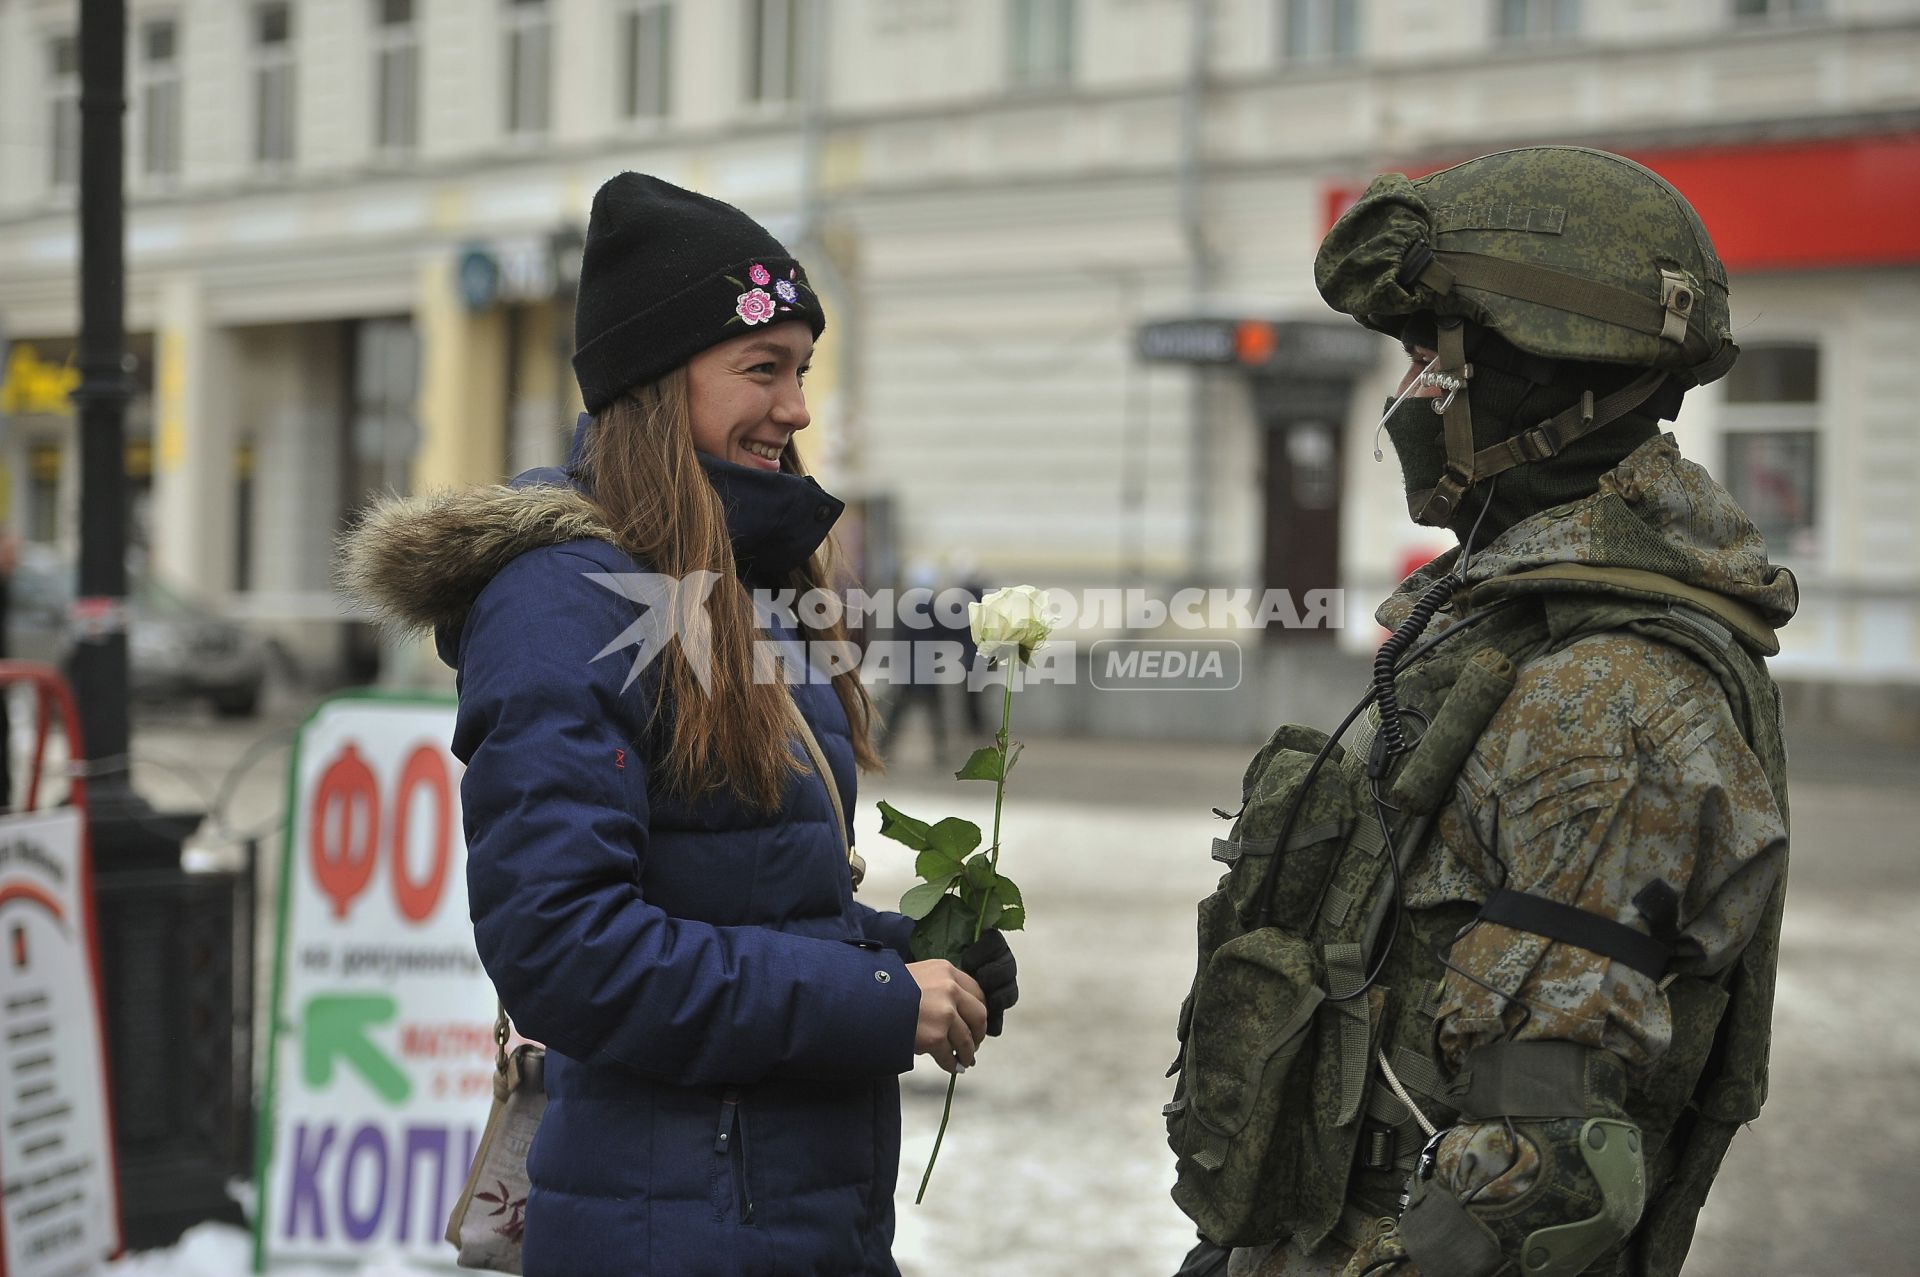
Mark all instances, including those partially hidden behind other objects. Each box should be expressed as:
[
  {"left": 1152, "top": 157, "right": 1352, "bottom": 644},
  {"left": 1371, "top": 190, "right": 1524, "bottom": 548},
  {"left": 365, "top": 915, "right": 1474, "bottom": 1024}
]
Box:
[
  {"left": 915, "top": 847, "right": 966, "bottom": 880},
  {"left": 876, "top": 801, "right": 934, "bottom": 850},
  {"left": 956, "top": 860, "right": 1024, "bottom": 933},
  {"left": 925, "top": 817, "right": 983, "bottom": 861},
  {"left": 996, "top": 905, "right": 1026, "bottom": 932},
  {"left": 953, "top": 747, "right": 1005, "bottom": 783},
  {"left": 900, "top": 875, "right": 959, "bottom": 920},
  {"left": 909, "top": 894, "right": 974, "bottom": 964}
]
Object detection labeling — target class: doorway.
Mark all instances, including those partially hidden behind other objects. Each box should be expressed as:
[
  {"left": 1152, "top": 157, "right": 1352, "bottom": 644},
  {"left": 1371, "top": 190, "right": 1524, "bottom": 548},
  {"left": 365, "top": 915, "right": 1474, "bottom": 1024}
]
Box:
[{"left": 1256, "top": 377, "right": 1349, "bottom": 642}]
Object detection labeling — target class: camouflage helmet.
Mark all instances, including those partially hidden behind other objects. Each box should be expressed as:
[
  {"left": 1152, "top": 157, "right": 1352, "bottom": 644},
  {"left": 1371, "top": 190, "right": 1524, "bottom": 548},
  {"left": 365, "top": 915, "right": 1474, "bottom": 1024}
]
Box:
[
  {"left": 1314, "top": 146, "right": 1739, "bottom": 528},
  {"left": 1315, "top": 146, "right": 1738, "bottom": 385}
]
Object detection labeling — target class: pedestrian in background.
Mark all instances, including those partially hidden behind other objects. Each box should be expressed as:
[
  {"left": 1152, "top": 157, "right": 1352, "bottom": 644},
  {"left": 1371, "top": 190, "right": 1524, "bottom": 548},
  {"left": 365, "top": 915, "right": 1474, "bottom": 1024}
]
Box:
[{"left": 344, "top": 174, "right": 1017, "bottom": 1276}]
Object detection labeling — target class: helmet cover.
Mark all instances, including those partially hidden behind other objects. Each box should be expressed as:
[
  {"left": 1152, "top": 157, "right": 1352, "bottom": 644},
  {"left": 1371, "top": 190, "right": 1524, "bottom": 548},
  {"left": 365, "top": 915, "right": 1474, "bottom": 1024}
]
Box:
[{"left": 1316, "top": 147, "right": 1737, "bottom": 385}]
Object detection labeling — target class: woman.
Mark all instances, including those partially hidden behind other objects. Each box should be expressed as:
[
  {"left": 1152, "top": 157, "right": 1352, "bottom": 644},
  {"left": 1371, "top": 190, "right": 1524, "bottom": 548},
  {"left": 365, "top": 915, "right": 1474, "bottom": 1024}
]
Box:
[{"left": 344, "top": 174, "right": 1015, "bottom": 1275}]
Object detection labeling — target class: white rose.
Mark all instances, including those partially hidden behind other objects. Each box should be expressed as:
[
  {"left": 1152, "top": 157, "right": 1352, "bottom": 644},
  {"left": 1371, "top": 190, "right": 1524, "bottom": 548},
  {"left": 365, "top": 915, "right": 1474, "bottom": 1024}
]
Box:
[{"left": 968, "top": 584, "right": 1056, "bottom": 665}]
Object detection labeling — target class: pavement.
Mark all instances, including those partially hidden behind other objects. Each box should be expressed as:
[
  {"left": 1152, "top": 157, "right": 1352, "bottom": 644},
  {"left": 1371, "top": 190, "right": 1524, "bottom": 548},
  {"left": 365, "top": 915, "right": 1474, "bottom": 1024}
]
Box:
[{"left": 115, "top": 690, "right": 1920, "bottom": 1277}]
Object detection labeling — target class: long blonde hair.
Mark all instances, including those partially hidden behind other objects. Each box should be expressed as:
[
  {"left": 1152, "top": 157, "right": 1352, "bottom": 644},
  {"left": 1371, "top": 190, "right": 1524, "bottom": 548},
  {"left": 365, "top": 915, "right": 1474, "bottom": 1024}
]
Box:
[{"left": 571, "top": 369, "right": 881, "bottom": 810}]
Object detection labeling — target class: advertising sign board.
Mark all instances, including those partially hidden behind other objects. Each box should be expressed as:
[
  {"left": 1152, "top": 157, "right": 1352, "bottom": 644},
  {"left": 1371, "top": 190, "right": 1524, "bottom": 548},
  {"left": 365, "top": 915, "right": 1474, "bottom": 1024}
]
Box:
[
  {"left": 254, "top": 694, "right": 498, "bottom": 1270},
  {"left": 0, "top": 807, "right": 120, "bottom": 1277}
]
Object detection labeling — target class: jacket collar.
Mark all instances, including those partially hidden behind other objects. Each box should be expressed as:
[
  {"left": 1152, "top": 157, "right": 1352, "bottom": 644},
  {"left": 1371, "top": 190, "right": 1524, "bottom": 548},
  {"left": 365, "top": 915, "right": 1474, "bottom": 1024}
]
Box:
[
  {"left": 1376, "top": 434, "right": 1798, "bottom": 653},
  {"left": 567, "top": 413, "right": 842, "bottom": 585}
]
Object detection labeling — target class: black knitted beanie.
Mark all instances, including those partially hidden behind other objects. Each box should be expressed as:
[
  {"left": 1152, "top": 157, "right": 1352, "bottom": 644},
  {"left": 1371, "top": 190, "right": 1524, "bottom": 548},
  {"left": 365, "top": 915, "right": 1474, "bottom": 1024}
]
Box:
[{"left": 571, "top": 173, "right": 826, "bottom": 413}]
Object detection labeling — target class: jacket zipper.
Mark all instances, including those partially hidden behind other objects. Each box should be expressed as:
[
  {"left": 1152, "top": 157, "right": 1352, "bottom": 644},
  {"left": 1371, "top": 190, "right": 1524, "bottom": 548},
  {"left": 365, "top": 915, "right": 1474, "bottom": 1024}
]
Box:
[{"left": 714, "top": 1089, "right": 755, "bottom": 1225}]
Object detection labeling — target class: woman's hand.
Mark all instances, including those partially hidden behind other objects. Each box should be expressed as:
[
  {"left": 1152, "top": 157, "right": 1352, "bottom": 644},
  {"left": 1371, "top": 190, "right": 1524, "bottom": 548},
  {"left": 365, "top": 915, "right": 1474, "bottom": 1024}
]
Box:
[{"left": 906, "top": 960, "right": 988, "bottom": 1074}]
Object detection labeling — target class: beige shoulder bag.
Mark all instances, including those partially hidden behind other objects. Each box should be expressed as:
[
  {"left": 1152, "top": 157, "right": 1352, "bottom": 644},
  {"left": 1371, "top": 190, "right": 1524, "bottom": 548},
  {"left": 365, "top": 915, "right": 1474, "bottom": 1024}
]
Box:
[{"left": 445, "top": 1006, "right": 544, "bottom": 1271}]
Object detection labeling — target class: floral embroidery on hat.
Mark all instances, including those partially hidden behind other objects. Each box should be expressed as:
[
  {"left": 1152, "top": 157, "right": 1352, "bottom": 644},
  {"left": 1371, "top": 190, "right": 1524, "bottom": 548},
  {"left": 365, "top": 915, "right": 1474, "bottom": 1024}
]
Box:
[
  {"left": 749, "top": 263, "right": 773, "bottom": 287},
  {"left": 736, "top": 288, "right": 777, "bottom": 325},
  {"left": 774, "top": 278, "right": 798, "bottom": 303}
]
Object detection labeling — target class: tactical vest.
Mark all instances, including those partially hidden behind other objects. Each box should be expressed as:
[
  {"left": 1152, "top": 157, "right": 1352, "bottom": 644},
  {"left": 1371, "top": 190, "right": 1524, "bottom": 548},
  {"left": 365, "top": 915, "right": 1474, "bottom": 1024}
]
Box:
[{"left": 1164, "top": 570, "right": 1789, "bottom": 1277}]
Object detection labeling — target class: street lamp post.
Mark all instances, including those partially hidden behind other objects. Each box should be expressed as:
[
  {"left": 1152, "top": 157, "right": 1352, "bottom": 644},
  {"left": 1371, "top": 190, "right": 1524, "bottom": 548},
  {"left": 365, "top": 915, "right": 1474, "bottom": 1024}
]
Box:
[
  {"left": 72, "top": 0, "right": 133, "bottom": 779},
  {"left": 76, "top": 0, "right": 244, "bottom": 1248}
]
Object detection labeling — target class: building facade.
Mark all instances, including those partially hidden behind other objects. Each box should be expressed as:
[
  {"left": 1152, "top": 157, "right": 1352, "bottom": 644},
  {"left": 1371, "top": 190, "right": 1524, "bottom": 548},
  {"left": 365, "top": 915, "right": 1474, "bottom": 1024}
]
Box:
[{"left": 0, "top": 0, "right": 1916, "bottom": 694}]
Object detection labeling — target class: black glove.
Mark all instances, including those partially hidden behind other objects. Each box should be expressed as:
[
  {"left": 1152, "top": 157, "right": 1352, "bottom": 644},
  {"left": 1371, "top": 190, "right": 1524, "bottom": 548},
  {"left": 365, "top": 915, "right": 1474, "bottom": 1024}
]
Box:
[
  {"left": 1172, "top": 1236, "right": 1230, "bottom": 1277},
  {"left": 959, "top": 928, "right": 1019, "bottom": 1036}
]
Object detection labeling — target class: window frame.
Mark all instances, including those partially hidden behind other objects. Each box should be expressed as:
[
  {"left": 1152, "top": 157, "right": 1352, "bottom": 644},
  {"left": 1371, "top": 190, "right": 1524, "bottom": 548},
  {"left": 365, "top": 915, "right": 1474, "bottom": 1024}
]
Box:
[
  {"left": 1717, "top": 340, "right": 1826, "bottom": 567},
  {"left": 372, "top": 0, "right": 420, "bottom": 158},
  {"left": 503, "top": 0, "right": 554, "bottom": 141},
  {"left": 1280, "top": 0, "right": 1360, "bottom": 65},
  {"left": 1008, "top": 0, "right": 1075, "bottom": 90},
  {"left": 47, "top": 32, "right": 81, "bottom": 196},
  {"left": 1730, "top": 0, "right": 1826, "bottom": 24},
  {"left": 1492, "top": 0, "right": 1581, "bottom": 44},
  {"left": 745, "top": 0, "right": 811, "bottom": 108},
  {"left": 619, "top": 0, "right": 673, "bottom": 122},
  {"left": 135, "top": 15, "right": 184, "bottom": 188},
  {"left": 252, "top": 1, "right": 297, "bottom": 169}
]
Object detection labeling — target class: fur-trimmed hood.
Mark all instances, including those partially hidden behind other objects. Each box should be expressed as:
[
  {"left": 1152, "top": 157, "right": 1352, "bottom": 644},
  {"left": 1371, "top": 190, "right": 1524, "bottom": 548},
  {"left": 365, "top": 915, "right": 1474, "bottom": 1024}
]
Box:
[
  {"left": 337, "top": 477, "right": 614, "bottom": 640},
  {"left": 337, "top": 451, "right": 846, "bottom": 658}
]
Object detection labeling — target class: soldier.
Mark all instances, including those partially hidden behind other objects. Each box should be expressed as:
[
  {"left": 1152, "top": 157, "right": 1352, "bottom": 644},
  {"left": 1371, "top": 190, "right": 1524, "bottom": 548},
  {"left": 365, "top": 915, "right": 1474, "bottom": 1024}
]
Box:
[{"left": 1165, "top": 147, "right": 1794, "bottom": 1277}]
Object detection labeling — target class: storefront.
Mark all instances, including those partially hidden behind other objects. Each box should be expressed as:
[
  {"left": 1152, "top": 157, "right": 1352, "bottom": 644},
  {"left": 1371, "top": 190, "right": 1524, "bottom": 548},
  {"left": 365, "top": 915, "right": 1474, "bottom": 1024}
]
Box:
[{"left": 0, "top": 333, "right": 155, "bottom": 553}]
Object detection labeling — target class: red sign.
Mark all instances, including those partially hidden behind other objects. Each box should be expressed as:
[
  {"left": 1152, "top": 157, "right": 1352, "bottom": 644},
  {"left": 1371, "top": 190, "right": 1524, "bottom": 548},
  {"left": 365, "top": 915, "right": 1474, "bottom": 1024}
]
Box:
[{"left": 1319, "top": 131, "right": 1920, "bottom": 273}]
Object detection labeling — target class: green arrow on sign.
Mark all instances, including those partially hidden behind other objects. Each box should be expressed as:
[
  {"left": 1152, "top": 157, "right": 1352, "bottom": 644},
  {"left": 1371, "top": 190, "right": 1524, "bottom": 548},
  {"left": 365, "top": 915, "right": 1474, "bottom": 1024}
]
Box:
[{"left": 302, "top": 993, "right": 412, "bottom": 1104}]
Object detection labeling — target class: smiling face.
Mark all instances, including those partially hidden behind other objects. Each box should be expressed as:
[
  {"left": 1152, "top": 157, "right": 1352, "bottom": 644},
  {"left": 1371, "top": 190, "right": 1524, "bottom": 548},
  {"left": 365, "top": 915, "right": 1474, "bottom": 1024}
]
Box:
[{"left": 685, "top": 323, "right": 814, "bottom": 472}]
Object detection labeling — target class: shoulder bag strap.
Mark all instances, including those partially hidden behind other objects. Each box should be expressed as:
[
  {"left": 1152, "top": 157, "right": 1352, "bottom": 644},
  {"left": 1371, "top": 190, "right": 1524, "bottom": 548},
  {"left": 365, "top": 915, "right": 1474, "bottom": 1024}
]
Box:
[{"left": 783, "top": 694, "right": 865, "bottom": 889}]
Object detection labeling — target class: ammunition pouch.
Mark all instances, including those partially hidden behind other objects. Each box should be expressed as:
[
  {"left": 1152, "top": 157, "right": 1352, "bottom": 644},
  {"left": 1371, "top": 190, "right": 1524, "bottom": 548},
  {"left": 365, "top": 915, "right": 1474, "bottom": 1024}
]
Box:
[{"left": 1401, "top": 1044, "right": 1646, "bottom": 1277}]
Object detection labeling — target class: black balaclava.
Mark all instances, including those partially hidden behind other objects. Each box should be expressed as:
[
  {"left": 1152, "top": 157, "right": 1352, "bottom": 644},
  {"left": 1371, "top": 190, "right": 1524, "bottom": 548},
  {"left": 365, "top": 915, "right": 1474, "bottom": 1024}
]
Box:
[{"left": 1381, "top": 316, "right": 1672, "bottom": 544}]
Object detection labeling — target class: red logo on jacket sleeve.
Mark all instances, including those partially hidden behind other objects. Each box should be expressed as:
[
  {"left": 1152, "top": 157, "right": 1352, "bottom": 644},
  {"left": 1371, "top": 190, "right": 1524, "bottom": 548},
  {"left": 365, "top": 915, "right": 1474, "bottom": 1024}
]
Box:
[{"left": 615, "top": 749, "right": 626, "bottom": 771}]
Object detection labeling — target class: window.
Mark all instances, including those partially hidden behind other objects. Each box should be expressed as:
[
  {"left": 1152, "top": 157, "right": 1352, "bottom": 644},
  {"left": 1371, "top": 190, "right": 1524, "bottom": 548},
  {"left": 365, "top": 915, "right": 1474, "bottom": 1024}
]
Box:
[
  {"left": 253, "top": 2, "right": 295, "bottom": 166},
  {"left": 374, "top": 0, "right": 419, "bottom": 154},
  {"left": 504, "top": 0, "right": 552, "bottom": 138},
  {"left": 27, "top": 444, "right": 62, "bottom": 544},
  {"left": 1494, "top": 0, "right": 1579, "bottom": 42},
  {"left": 746, "top": 0, "right": 811, "bottom": 106},
  {"left": 1725, "top": 343, "right": 1819, "bottom": 405},
  {"left": 1009, "top": 0, "right": 1073, "bottom": 88},
  {"left": 1282, "top": 0, "right": 1359, "bottom": 62},
  {"left": 138, "top": 19, "right": 183, "bottom": 183},
  {"left": 1722, "top": 343, "right": 1821, "bottom": 560},
  {"left": 1732, "top": 0, "right": 1824, "bottom": 20},
  {"left": 48, "top": 35, "right": 80, "bottom": 193},
  {"left": 621, "top": 1, "right": 672, "bottom": 120}
]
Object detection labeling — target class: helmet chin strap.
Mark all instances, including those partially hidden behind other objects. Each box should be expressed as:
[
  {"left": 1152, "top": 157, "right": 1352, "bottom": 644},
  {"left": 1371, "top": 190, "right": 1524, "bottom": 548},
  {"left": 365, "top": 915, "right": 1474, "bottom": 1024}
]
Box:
[
  {"left": 1406, "top": 317, "right": 1672, "bottom": 528},
  {"left": 1410, "top": 319, "right": 1477, "bottom": 527}
]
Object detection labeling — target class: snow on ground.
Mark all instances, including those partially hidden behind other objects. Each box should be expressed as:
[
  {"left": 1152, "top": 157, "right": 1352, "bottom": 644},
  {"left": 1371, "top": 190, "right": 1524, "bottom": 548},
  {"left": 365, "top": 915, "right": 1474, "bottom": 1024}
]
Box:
[{"left": 108, "top": 1222, "right": 443, "bottom": 1276}]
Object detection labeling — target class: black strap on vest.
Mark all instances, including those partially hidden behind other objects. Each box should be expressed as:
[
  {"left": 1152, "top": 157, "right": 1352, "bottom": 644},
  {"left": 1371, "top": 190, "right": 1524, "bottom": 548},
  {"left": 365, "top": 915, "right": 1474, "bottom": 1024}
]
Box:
[{"left": 1477, "top": 889, "right": 1673, "bottom": 981}]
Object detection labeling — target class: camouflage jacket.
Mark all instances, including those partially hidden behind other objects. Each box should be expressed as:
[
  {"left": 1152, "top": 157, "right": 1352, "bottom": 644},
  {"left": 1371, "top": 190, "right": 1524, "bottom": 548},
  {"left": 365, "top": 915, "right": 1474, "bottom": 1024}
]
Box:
[
  {"left": 1344, "top": 434, "right": 1796, "bottom": 1275},
  {"left": 1380, "top": 434, "right": 1793, "bottom": 1075}
]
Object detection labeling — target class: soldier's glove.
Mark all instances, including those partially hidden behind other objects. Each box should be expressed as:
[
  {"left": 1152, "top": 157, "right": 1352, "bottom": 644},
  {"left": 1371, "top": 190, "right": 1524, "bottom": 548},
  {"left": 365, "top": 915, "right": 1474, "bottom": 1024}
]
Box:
[
  {"left": 1396, "top": 1044, "right": 1646, "bottom": 1277},
  {"left": 960, "top": 928, "right": 1019, "bottom": 1036},
  {"left": 1338, "top": 1221, "right": 1417, "bottom": 1276}
]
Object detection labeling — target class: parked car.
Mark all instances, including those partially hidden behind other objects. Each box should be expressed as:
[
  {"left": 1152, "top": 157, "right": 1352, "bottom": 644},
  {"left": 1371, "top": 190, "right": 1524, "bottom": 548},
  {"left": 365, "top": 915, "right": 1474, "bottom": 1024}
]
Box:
[{"left": 9, "top": 545, "right": 269, "bottom": 717}]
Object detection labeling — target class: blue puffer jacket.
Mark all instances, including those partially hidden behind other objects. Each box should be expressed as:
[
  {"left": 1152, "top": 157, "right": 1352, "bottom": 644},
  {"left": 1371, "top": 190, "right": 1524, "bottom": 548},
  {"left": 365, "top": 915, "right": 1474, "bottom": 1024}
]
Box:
[{"left": 355, "top": 447, "right": 922, "bottom": 1276}]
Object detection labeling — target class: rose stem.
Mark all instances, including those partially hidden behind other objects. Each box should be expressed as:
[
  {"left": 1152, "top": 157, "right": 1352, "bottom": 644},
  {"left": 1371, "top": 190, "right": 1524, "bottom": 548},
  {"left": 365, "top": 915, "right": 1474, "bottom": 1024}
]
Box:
[{"left": 915, "top": 659, "right": 1019, "bottom": 1205}]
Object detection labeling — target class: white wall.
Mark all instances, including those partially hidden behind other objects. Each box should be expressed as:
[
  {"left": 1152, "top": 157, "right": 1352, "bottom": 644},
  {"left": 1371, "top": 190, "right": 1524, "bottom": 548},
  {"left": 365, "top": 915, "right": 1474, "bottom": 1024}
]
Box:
[{"left": 3, "top": 0, "right": 1919, "bottom": 679}]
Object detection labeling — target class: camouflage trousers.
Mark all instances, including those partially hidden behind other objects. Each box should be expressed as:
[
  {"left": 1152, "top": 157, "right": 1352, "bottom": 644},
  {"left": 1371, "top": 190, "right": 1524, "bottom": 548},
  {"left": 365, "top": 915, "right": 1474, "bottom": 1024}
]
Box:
[
  {"left": 1229, "top": 1218, "right": 1412, "bottom": 1277},
  {"left": 1227, "top": 1240, "right": 1352, "bottom": 1277}
]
